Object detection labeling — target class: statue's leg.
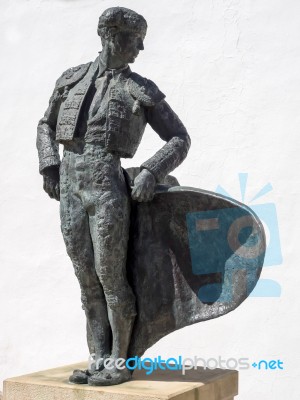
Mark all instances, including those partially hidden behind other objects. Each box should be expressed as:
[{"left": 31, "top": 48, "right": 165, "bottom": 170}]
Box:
[
  {"left": 60, "top": 182, "right": 111, "bottom": 365},
  {"left": 86, "top": 320, "right": 95, "bottom": 355},
  {"left": 88, "top": 184, "right": 136, "bottom": 386}
]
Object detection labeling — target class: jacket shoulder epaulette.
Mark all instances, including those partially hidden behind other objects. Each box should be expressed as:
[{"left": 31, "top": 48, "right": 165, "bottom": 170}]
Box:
[
  {"left": 127, "top": 72, "right": 165, "bottom": 107},
  {"left": 55, "top": 62, "right": 92, "bottom": 90}
]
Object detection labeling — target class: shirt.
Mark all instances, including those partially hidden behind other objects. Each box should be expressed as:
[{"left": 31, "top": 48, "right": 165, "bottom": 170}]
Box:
[{"left": 75, "top": 59, "right": 129, "bottom": 144}]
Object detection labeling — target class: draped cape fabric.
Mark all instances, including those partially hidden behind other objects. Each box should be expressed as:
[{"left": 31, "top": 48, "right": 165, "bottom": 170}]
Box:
[{"left": 124, "top": 178, "right": 265, "bottom": 357}]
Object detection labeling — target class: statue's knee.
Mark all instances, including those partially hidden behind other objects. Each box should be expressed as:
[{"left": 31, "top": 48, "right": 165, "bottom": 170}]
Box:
[
  {"left": 105, "top": 292, "right": 136, "bottom": 317},
  {"left": 80, "top": 285, "right": 105, "bottom": 312}
]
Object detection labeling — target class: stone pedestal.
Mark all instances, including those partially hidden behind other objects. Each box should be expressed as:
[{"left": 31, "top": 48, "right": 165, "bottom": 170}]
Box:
[{"left": 3, "top": 362, "right": 238, "bottom": 400}]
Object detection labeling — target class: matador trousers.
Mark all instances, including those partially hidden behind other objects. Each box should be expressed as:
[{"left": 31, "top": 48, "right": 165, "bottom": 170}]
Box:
[{"left": 59, "top": 142, "right": 136, "bottom": 356}]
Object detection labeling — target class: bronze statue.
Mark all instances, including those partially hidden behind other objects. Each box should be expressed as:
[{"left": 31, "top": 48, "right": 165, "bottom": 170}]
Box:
[
  {"left": 37, "top": 7, "right": 190, "bottom": 386},
  {"left": 37, "top": 6, "right": 265, "bottom": 387}
]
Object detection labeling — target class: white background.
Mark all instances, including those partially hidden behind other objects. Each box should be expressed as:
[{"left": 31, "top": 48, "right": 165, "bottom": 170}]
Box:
[{"left": 0, "top": 0, "right": 299, "bottom": 398}]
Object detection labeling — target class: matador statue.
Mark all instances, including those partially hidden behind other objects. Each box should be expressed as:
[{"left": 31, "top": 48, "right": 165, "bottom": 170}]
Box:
[{"left": 37, "top": 6, "right": 265, "bottom": 386}]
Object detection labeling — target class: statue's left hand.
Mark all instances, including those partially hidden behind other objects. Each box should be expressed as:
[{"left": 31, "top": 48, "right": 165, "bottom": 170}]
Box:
[
  {"left": 131, "top": 169, "right": 156, "bottom": 202},
  {"left": 43, "top": 166, "right": 60, "bottom": 201}
]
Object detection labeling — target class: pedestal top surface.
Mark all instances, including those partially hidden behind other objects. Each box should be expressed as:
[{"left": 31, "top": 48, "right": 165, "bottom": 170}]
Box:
[{"left": 4, "top": 362, "right": 238, "bottom": 400}]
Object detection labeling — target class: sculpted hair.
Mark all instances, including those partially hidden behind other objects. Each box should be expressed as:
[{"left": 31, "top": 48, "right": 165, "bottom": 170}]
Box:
[{"left": 97, "top": 7, "right": 147, "bottom": 40}]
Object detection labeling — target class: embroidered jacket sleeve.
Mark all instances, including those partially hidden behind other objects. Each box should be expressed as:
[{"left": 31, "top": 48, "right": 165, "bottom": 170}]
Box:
[
  {"left": 36, "top": 62, "right": 92, "bottom": 175},
  {"left": 142, "top": 100, "right": 191, "bottom": 182},
  {"left": 36, "top": 85, "right": 62, "bottom": 175}
]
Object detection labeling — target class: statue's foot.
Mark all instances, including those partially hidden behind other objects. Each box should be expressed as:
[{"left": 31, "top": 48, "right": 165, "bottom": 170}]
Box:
[
  {"left": 69, "top": 353, "right": 111, "bottom": 384},
  {"left": 69, "top": 369, "right": 91, "bottom": 384},
  {"left": 88, "top": 367, "right": 132, "bottom": 386}
]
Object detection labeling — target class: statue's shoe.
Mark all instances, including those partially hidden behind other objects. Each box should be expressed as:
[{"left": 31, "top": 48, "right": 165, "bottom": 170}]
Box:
[
  {"left": 69, "top": 369, "right": 91, "bottom": 384},
  {"left": 88, "top": 368, "right": 131, "bottom": 386}
]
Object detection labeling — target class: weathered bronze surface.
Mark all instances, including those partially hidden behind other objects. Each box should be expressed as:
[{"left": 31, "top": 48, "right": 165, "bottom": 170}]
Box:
[{"left": 36, "top": 7, "right": 265, "bottom": 386}]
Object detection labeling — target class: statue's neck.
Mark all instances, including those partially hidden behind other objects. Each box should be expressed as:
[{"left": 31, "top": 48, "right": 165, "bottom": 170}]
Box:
[{"left": 100, "top": 46, "right": 126, "bottom": 70}]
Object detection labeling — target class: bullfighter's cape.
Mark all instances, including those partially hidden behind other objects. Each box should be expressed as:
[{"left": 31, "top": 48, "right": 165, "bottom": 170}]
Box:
[{"left": 124, "top": 169, "right": 265, "bottom": 357}]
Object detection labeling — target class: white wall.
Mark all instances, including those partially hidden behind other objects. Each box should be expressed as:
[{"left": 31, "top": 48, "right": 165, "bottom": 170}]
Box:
[{"left": 0, "top": 0, "right": 299, "bottom": 398}]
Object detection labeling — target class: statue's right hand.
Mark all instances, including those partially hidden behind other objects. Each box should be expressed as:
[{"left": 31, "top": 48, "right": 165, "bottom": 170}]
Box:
[{"left": 43, "top": 166, "right": 60, "bottom": 201}]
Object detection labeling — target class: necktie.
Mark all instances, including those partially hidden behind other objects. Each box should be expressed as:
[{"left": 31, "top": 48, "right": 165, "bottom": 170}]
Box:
[{"left": 89, "top": 70, "right": 113, "bottom": 118}]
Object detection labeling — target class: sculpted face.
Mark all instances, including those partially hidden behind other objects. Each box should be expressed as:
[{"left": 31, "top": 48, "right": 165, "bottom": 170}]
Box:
[{"left": 111, "top": 31, "right": 145, "bottom": 64}]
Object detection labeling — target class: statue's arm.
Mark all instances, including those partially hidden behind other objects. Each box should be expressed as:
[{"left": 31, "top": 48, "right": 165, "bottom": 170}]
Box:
[
  {"left": 37, "top": 87, "right": 61, "bottom": 174},
  {"left": 36, "top": 86, "right": 62, "bottom": 201},
  {"left": 36, "top": 62, "right": 92, "bottom": 201},
  {"left": 141, "top": 99, "right": 191, "bottom": 182},
  {"left": 131, "top": 99, "right": 190, "bottom": 202}
]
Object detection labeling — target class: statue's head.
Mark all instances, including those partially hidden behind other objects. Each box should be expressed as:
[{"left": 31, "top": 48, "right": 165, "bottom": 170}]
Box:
[{"left": 97, "top": 7, "right": 147, "bottom": 64}]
